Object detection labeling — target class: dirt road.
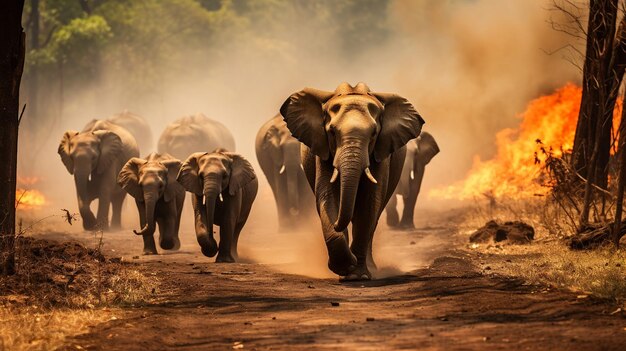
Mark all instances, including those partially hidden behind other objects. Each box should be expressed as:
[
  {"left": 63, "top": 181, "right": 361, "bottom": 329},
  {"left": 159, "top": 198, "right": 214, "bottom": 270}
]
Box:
[{"left": 28, "top": 207, "right": 626, "bottom": 351}]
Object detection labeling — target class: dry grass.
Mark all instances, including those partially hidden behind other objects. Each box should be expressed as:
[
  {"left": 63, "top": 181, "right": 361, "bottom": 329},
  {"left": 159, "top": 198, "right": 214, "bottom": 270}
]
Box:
[
  {"left": 0, "top": 307, "right": 114, "bottom": 351},
  {"left": 461, "top": 198, "right": 626, "bottom": 304},
  {"left": 0, "top": 226, "right": 157, "bottom": 350}
]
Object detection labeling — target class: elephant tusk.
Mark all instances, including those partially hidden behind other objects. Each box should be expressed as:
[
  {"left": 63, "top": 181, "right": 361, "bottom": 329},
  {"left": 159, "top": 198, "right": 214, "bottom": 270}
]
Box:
[
  {"left": 330, "top": 168, "right": 339, "bottom": 183},
  {"left": 364, "top": 168, "right": 378, "bottom": 184},
  {"left": 279, "top": 164, "right": 286, "bottom": 174},
  {"left": 219, "top": 193, "right": 224, "bottom": 202},
  {"left": 410, "top": 170, "right": 415, "bottom": 180}
]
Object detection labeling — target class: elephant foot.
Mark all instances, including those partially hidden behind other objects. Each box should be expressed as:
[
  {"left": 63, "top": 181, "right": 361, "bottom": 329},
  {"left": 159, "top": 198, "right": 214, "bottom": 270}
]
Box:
[
  {"left": 110, "top": 223, "right": 122, "bottom": 231},
  {"left": 399, "top": 223, "right": 416, "bottom": 231},
  {"left": 199, "top": 237, "right": 218, "bottom": 258},
  {"left": 160, "top": 236, "right": 180, "bottom": 251},
  {"left": 142, "top": 248, "right": 158, "bottom": 255},
  {"left": 171, "top": 238, "right": 181, "bottom": 251},
  {"left": 327, "top": 237, "right": 357, "bottom": 276},
  {"left": 81, "top": 216, "right": 97, "bottom": 231},
  {"left": 339, "top": 265, "right": 371, "bottom": 282},
  {"left": 216, "top": 254, "right": 236, "bottom": 263}
]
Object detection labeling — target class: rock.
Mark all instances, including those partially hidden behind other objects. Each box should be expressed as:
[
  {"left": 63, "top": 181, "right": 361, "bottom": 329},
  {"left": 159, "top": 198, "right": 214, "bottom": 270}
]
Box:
[{"left": 469, "top": 220, "right": 534, "bottom": 244}]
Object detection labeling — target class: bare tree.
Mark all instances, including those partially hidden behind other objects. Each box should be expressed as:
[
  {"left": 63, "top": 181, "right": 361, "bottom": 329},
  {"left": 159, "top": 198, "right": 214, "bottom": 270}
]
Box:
[{"left": 0, "top": 0, "right": 26, "bottom": 275}]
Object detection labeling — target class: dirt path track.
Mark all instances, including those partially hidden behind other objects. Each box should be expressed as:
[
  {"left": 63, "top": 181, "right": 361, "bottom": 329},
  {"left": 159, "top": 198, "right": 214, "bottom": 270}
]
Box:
[{"left": 40, "top": 224, "right": 624, "bottom": 351}]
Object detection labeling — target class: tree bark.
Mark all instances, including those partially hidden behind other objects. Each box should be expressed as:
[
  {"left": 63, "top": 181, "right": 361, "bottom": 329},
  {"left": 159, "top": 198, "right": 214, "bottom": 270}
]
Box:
[
  {"left": 572, "top": 0, "right": 619, "bottom": 190},
  {"left": 0, "top": 0, "right": 26, "bottom": 275},
  {"left": 612, "top": 91, "right": 626, "bottom": 246}
]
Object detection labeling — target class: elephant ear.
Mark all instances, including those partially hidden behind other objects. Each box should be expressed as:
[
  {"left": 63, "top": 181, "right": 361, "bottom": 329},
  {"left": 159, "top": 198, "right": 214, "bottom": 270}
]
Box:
[
  {"left": 162, "top": 159, "right": 182, "bottom": 202},
  {"left": 58, "top": 130, "right": 79, "bottom": 174},
  {"left": 280, "top": 88, "right": 334, "bottom": 160},
  {"left": 415, "top": 132, "right": 440, "bottom": 165},
  {"left": 117, "top": 158, "right": 146, "bottom": 199},
  {"left": 177, "top": 152, "right": 205, "bottom": 196},
  {"left": 225, "top": 153, "right": 256, "bottom": 196},
  {"left": 372, "top": 93, "right": 425, "bottom": 163},
  {"left": 263, "top": 126, "right": 279, "bottom": 149},
  {"left": 93, "top": 130, "right": 123, "bottom": 174}
]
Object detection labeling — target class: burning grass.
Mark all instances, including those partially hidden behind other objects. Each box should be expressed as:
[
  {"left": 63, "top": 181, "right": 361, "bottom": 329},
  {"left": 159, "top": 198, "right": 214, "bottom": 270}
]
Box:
[{"left": 0, "top": 234, "right": 157, "bottom": 350}]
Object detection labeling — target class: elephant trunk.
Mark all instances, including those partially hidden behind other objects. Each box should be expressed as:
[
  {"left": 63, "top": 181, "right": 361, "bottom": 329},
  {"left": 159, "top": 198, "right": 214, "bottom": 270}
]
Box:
[
  {"left": 286, "top": 164, "right": 300, "bottom": 216},
  {"left": 134, "top": 193, "right": 157, "bottom": 236},
  {"left": 198, "top": 175, "right": 220, "bottom": 257},
  {"left": 333, "top": 144, "right": 367, "bottom": 232}
]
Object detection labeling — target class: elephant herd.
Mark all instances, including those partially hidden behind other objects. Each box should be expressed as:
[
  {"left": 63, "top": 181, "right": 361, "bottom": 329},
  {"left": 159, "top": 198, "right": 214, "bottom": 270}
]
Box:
[{"left": 58, "top": 83, "right": 438, "bottom": 281}]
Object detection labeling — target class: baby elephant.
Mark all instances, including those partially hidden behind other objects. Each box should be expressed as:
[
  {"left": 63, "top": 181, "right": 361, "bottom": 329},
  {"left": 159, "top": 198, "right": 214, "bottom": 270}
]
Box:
[
  {"left": 178, "top": 149, "right": 258, "bottom": 262},
  {"left": 118, "top": 153, "right": 185, "bottom": 255}
]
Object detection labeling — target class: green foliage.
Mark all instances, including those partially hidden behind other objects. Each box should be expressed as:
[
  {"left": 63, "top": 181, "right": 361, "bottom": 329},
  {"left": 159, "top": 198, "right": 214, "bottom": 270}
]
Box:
[{"left": 22, "top": 0, "right": 393, "bottom": 104}]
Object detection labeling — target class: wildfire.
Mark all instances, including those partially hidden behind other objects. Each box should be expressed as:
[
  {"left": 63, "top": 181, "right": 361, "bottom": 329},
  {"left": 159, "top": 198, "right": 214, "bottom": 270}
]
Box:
[
  {"left": 429, "top": 83, "right": 617, "bottom": 200},
  {"left": 16, "top": 177, "right": 47, "bottom": 209}
]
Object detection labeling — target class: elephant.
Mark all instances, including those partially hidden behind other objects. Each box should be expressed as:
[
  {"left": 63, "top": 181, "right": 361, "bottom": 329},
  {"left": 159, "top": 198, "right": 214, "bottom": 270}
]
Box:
[
  {"left": 158, "top": 114, "right": 236, "bottom": 160},
  {"left": 117, "top": 152, "right": 185, "bottom": 255},
  {"left": 385, "top": 132, "right": 439, "bottom": 229},
  {"left": 280, "top": 82, "right": 425, "bottom": 281},
  {"left": 58, "top": 119, "right": 139, "bottom": 231},
  {"left": 177, "top": 149, "right": 258, "bottom": 262},
  {"left": 84, "top": 111, "right": 153, "bottom": 155},
  {"left": 255, "top": 113, "right": 316, "bottom": 231}
]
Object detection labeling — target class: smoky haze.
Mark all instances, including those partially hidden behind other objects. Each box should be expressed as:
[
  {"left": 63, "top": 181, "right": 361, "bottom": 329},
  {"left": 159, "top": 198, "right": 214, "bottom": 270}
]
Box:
[{"left": 17, "top": 0, "right": 580, "bottom": 275}]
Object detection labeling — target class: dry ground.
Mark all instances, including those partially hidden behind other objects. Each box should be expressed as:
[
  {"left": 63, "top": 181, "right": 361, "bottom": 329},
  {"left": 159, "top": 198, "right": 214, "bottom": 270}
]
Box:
[{"left": 13, "top": 206, "right": 625, "bottom": 351}]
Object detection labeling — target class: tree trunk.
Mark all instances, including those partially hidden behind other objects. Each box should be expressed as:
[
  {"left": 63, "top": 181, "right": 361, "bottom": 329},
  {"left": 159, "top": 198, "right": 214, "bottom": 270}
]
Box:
[
  {"left": 612, "top": 91, "right": 626, "bottom": 246},
  {"left": 0, "top": 0, "right": 26, "bottom": 275},
  {"left": 572, "top": 0, "right": 619, "bottom": 190}
]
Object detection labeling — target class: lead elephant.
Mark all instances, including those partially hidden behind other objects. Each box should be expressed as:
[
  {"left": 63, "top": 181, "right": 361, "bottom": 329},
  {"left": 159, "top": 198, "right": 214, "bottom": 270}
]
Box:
[
  {"left": 280, "top": 82, "right": 425, "bottom": 281},
  {"left": 58, "top": 120, "right": 139, "bottom": 231},
  {"left": 84, "top": 111, "right": 153, "bottom": 156},
  {"left": 158, "top": 114, "right": 236, "bottom": 160},
  {"left": 255, "top": 114, "right": 315, "bottom": 231},
  {"left": 177, "top": 149, "right": 258, "bottom": 262},
  {"left": 385, "top": 132, "right": 439, "bottom": 229},
  {"left": 117, "top": 152, "right": 185, "bottom": 255}
]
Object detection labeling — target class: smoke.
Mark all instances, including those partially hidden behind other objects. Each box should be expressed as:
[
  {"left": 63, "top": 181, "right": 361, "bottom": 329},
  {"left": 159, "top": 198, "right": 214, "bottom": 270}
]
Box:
[{"left": 17, "top": 0, "right": 581, "bottom": 276}]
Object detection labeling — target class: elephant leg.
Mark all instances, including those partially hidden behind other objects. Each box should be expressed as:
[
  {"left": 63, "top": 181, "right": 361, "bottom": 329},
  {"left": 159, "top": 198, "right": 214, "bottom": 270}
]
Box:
[
  {"left": 110, "top": 191, "right": 124, "bottom": 230},
  {"left": 159, "top": 201, "right": 180, "bottom": 251},
  {"left": 96, "top": 192, "right": 111, "bottom": 231},
  {"left": 216, "top": 221, "right": 235, "bottom": 263},
  {"left": 400, "top": 164, "right": 424, "bottom": 229},
  {"left": 157, "top": 216, "right": 176, "bottom": 250},
  {"left": 386, "top": 194, "right": 400, "bottom": 228},
  {"left": 345, "top": 218, "right": 376, "bottom": 281},
  {"left": 231, "top": 222, "right": 244, "bottom": 261},
  {"left": 275, "top": 176, "right": 290, "bottom": 232},
  {"left": 142, "top": 234, "right": 158, "bottom": 255},
  {"left": 367, "top": 238, "right": 377, "bottom": 272}
]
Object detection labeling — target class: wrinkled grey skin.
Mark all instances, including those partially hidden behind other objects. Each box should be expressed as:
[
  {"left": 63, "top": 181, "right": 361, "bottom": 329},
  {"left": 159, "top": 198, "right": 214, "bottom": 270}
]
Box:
[
  {"left": 255, "top": 114, "right": 315, "bottom": 230},
  {"left": 158, "top": 114, "right": 236, "bottom": 160},
  {"left": 385, "top": 132, "right": 439, "bottom": 229},
  {"left": 84, "top": 111, "right": 153, "bottom": 155},
  {"left": 178, "top": 150, "right": 258, "bottom": 262},
  {"left": 118, "top": 152, "right": 185, "bottom": 255},
  {"left": 58, "top": 120, "right": 139, "bottom": 231},
  {"left": 280, "top": 82, "right": 425, "bottom": 281}
]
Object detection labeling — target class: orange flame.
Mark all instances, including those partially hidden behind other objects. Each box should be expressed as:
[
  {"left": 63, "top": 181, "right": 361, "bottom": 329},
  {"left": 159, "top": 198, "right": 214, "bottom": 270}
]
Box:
[
  {"left": 429, "top": 83, "right": 621, "bottom": 200},
  {"left": 16, "top": 177, "right": 47, "bottom": 209}
]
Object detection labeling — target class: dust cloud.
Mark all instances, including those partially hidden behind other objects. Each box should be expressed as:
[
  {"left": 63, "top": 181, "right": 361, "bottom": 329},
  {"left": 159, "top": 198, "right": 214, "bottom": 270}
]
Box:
[{"left": 17, "top": 0, "right": 580, "bottom": 277}]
